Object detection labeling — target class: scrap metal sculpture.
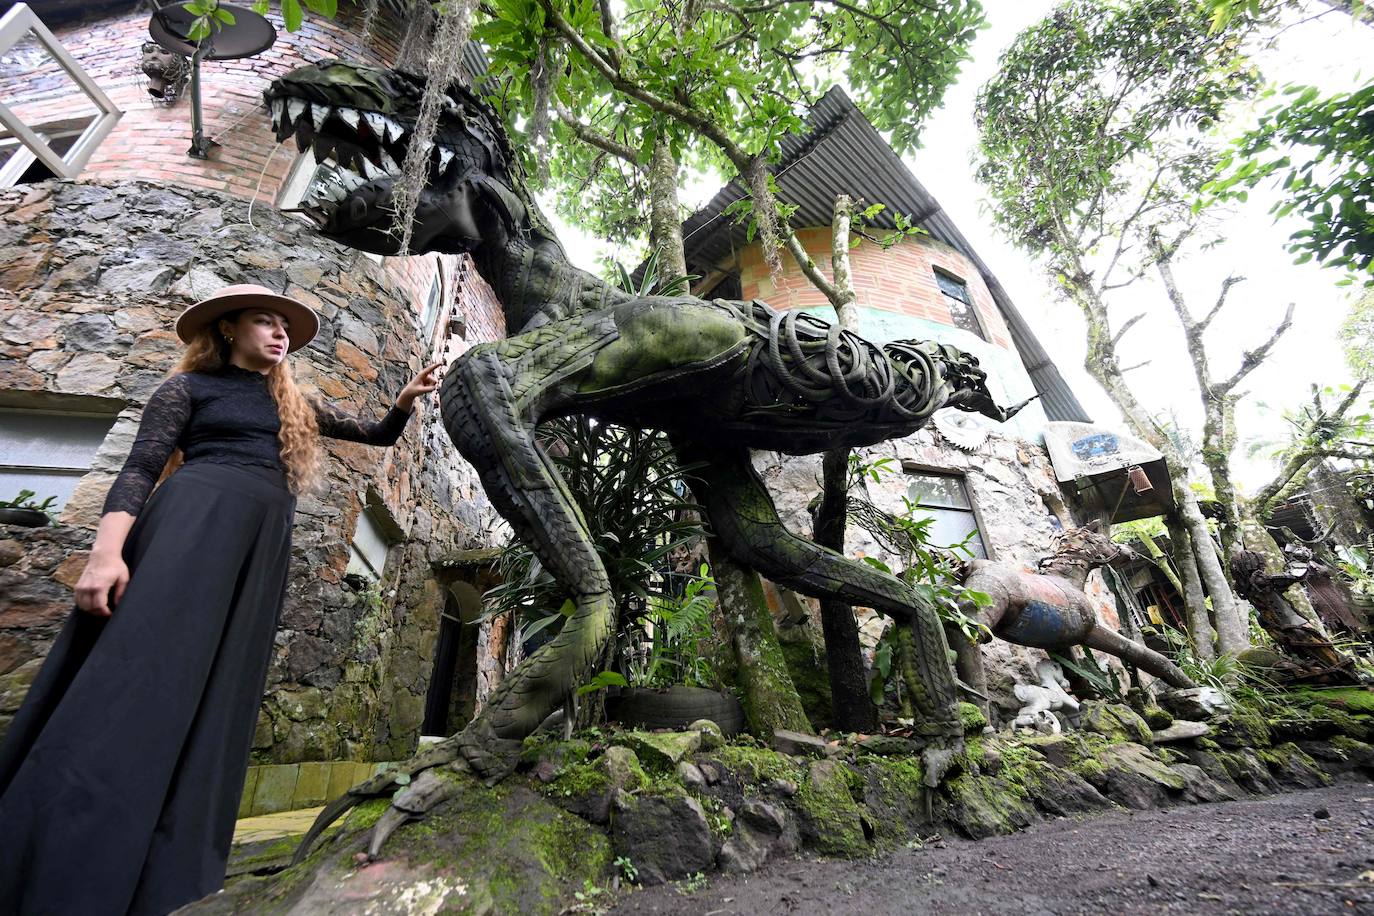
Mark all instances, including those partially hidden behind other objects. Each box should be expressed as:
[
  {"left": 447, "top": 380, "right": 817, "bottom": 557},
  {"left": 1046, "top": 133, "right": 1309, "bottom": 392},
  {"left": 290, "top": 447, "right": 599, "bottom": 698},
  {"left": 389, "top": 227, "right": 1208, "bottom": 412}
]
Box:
[
  {"left": 265, "top": 62, "right": 1029, "bottom": 858},
  {"left": 956, "top": 521, "right": 1196, "bottom": 708}
]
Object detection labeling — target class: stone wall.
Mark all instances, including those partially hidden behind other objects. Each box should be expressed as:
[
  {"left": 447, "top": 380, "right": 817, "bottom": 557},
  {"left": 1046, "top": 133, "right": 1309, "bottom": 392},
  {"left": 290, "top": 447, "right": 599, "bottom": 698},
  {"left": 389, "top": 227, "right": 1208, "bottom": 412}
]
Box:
[
  {"left": 0, "top": 179, "right": 505, "bottom": 763},
  {"left": 755, "top": 423, "right": 1122, "bottom": 725}
]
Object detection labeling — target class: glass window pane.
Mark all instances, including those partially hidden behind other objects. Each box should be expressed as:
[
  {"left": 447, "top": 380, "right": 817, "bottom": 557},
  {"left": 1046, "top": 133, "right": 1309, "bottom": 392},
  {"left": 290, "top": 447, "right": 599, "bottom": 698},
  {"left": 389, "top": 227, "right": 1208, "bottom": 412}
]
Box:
[
  {"left": 0, "top": 411, "right": 114, "bottom": 469},
  {"left": 0, "top": 468, "right": 83, "bottom": 511},
  {"left": 912, "top": 506, "right": 987, "bottom": 559},
  {"left": 907, "top": 472, "right": 971, "bottom": 509},
  {"left": 347, "top": 507, "right": 390, "bottom": 580},
  {"left": 934, "top": 271, "right": 985, "bottom": 340}
]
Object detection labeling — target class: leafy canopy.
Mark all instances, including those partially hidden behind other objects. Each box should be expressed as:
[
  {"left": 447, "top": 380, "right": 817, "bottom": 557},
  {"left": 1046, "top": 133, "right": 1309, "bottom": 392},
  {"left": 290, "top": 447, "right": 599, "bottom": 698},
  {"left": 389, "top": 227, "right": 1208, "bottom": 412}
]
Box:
[{"left": 975, "top": 0, "right": 1259, "bottom": 284}]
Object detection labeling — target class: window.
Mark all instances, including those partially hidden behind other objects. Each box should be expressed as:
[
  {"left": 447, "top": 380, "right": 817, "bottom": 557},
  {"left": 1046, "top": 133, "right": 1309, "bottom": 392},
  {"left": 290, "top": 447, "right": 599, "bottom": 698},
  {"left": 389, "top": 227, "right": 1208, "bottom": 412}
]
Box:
[
  {"left": 0, "top": 4, "right": 122, "bottom": 188},
  {"left": 346, "top": 504, "right": 392, "bottom": 582},
  {"left": 933, "top": 269, "right": 986, "bottom": 341},
  {"left": 0, "top": 408, "right": 118, "bottom": 511},
  {"left": 904, "top": 469, "right": 987, "bottom": 559},
  {"left": 276, "top": 149, "right": 384, "bottom": 263},
  {"left": 419, "top": 272, "right": 443, "bottom": 342}
]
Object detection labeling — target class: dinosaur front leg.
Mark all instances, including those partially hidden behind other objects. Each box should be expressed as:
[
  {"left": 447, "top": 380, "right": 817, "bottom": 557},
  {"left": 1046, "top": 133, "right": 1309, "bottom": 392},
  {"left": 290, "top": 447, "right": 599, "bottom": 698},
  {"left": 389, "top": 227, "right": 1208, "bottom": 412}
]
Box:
[{"left": 677, "top": 442, "right": 963, "bottom": 783}]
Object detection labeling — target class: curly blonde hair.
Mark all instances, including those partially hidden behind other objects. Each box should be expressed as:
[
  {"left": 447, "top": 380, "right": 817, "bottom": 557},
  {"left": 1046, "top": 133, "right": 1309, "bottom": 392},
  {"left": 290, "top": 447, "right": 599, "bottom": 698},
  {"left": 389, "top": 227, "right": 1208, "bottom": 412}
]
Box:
[{"left": 158, "top": 320, "right": 323, "bottom": 493}]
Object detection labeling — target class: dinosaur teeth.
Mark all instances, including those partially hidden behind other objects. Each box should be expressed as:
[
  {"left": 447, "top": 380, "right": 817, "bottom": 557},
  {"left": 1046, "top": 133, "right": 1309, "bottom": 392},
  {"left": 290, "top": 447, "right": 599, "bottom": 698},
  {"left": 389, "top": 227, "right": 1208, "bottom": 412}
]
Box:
[
  {"left": 287, "top": 98, "right": 306, "bottom": 129},
  {"left": 363, "top": 111, "right": 387, "bottom": 139},
  {"left": 311, "top": 103, "right": 330, "bottom": 133},
  {"left": 360, "top": 156, "right": 382, "bottom": 180},
  {"left": 384, "top": 118, "right": 404, "bottom": 144},
  {"left": 269, "top": 99, "right": 285, "bottom": 130},
  {"left": 381, "top": 150, "right": 400, "bottom": 173},
  {"left": 437, "top": 146, "right": 454, "bottom": 173},
  {"left": 338, "top": 107, "right": 361, "bottom": 130}
]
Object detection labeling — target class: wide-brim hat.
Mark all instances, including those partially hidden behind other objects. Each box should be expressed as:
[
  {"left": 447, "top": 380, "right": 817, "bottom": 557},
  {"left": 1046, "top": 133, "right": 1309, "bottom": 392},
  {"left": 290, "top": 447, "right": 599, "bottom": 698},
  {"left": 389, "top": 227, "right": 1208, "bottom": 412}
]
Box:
[{"left": 176, "top": 284, "right": 320, "bottom": 353}]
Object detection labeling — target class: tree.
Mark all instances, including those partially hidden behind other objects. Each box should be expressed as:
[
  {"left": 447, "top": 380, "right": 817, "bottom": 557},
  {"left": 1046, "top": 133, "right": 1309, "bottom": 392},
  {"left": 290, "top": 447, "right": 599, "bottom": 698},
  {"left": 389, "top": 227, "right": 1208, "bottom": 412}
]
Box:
[
  {"left": 976, "top": 0, "right": 1271, "bottom": 658},
  {"left": 473, "top": 0, "right": 985, "bottom": 729}
]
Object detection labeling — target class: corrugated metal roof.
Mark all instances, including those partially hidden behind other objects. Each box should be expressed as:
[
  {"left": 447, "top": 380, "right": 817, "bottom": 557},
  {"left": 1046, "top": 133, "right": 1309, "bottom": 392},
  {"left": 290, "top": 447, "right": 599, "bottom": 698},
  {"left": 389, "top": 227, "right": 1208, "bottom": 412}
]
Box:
[{"left": 679, "top": 85, "right": 1092, "bottom": 424}]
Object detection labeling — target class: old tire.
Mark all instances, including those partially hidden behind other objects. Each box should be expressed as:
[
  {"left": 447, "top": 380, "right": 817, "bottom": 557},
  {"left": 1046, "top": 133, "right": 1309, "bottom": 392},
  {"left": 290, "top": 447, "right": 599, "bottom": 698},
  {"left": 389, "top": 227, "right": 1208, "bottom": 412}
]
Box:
[{"left": 606, "top": 686, "right": 746, "bottom": 735}]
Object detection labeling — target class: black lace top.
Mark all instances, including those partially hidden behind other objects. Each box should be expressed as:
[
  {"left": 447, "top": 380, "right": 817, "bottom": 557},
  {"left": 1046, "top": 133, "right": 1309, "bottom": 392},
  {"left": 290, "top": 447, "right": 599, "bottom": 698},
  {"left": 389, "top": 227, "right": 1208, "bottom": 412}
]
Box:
[{"left": 102, "top": 364, "right": 412, "bottom": 516}]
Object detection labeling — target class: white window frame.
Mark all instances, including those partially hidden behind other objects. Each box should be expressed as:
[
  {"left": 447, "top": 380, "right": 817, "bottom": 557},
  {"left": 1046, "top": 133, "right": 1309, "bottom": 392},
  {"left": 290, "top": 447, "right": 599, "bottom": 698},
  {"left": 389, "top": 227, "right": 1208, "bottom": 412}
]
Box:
[
  {"left": 903, "top": 467, "right": 989, "bottom": 560},
  {"left": 419, "top": 270, "right": 443, "bottom": 342},
  {"left": 0, "top": 406, "right": 119, "bottom": 512},
  {"left": 0, "top": 4, "right": 122, "bottom": 188}
]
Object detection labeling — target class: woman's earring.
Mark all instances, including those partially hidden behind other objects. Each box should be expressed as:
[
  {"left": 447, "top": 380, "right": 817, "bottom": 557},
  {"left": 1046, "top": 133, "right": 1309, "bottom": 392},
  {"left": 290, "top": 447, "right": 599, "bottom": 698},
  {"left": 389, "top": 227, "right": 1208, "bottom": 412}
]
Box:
[{"left": 226, "top": 335, "right": 235, "bottom": 343}]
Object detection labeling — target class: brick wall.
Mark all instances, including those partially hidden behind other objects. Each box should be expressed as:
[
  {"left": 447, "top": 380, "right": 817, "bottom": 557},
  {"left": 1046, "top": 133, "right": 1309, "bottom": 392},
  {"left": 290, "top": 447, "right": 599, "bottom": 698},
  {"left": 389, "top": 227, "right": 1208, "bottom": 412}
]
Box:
[{"left": 736, "top": 229, "right": 1013, "bottom": 350}]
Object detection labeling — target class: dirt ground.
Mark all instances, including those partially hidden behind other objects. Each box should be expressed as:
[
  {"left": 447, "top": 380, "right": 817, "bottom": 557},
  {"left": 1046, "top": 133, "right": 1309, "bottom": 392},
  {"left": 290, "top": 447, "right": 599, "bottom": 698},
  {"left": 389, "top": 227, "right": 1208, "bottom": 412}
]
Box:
[{"left": 609, "top": 781, "right": 1374, "bottom": 915}]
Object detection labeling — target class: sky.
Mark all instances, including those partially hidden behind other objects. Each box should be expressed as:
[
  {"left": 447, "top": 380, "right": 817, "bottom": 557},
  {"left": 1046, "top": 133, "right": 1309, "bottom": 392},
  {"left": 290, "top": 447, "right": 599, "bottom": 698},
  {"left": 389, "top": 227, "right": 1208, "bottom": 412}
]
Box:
[{"left": 541, "top": 2, "right": 1373, "bottom": 491}]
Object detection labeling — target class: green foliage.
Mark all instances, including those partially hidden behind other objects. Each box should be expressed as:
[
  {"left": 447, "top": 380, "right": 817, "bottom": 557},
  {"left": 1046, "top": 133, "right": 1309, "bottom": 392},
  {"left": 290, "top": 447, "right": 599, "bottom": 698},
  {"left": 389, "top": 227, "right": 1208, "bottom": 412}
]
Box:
[
  {"left": 1049, "top": 649, "right": 1126, "bottom": 703},
  {"left": 1207, "top": 81, "right": 1374, "bottom": 284},
  {"left": 625, "top": 564, "right": 719, "bottom": 689},
  {"left": 976, "top": 0, "right": 1260, "bottom": 284},
  {"left": 577, "top": 669, "right": 630, "bottom": 696},
  {"left": 1341, "top": 289, "right": 1374, "bottom": 378},
  {"left": 474, "top": 0, "right": 985, "bottom": 244},
  {"left": 183, "top": 0, "right": 335, "bottom": 39}
]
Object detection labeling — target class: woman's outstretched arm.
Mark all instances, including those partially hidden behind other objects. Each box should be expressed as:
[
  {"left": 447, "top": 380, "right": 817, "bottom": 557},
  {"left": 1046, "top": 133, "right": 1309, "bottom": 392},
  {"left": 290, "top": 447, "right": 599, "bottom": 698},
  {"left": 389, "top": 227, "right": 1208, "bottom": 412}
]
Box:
[{"left": 312, "top": 361, "right": 442, "bottom": 446}]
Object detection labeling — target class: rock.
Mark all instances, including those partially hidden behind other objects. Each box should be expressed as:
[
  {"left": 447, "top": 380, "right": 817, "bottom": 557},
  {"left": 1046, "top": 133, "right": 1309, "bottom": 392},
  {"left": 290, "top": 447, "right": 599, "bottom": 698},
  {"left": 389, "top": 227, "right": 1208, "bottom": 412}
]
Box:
[
  {"left": 97, "top": 259, "right": 174, "bottom": 295},
  {"left": 1160, "top": 686, "right": 1232, "bottom": 720},
  {"left": 603, "top": 746, "right": 648, "bottom": 792},
  {"left": 718, "top": 799, "right": 800, "bottom": 874},
  {"left": 859, "top": 758, "right": 929, "bottom": 844},
  {"left": 677, "top": 761, "right": 707, "bottom": 792},
  {"left": 616, "top": 730, "right": 701, "bottom": 768},
  {"left": 766, "top": 777, "right": 797, "bottom": 797},
  {"left": 937, "top": 771, "right": 1036, "bottom": 839},
  {"left": 772, "top": 728, "right": 830, "bottom": 758},
  {"left": 1298, "top": 736, "right": 1374, "bottom": 777},
  {"left": 689, "top": 719, "right": 725, "bottom": 750},
  {"left": 1214, "top": 709, "right": 1272, "bottom": 749},
  {"left": 1262, "top": 742, "right": 1329, "bottom": 790},
  {"left": 857, "top": 734, "right": 921, "bottom": 757},
  {"left": 64, "top": 313, "right": 118, "bottom": 352},
  {"left": 1081, "top": 701, "right": 1153, "bottom": 745},
  {"left": 1021, "top": 759, "right": 1114, "bottom": 817},
  {"left": 698, "top": 761, "right": 722, "bottom": 785},
  {"left": 1093, "top": 743, "right": 1185, "bottom": 810},
  {"left": 533, "top": 760, "right": 560, "bottom": 784},
  {"left": 1169, "top": 763, "right": 1237, "bottom": 803},
  {"left": 1152, "top": 720, "right": 1211, "bottom": 743},
  {"left": 1143, "top": 706, "right": 1174, "bottom": 730},
  {"left": 1313, "top": 806, "right": 1330, "bottom": 819},
  {"left": 54, "top": 352, "right": 119, "bottom": 393},
  {"left": 980, "top": 745, "right": 1004, "bottom": 775},
  {"left": 795, "top": 759, "right": 868, "bottom": 856},
  {"left": 610, "top": 792, "right": 714, "bottom": 886}
]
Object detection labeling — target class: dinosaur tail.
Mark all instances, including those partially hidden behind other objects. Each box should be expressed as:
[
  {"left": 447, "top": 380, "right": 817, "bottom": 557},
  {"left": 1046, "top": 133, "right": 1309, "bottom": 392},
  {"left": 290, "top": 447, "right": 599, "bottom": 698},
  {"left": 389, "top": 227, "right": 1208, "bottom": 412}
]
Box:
[{"left": 1084, "top": 625, "right": 1196, "bottom": 690}]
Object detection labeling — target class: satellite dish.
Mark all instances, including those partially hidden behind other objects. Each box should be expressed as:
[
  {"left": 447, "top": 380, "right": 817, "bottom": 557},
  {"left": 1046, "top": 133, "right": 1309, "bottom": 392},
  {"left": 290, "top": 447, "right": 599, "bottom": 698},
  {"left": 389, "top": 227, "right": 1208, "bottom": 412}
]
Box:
[{"left": 148, "top": 3, "right": 276, "bottom": 158}]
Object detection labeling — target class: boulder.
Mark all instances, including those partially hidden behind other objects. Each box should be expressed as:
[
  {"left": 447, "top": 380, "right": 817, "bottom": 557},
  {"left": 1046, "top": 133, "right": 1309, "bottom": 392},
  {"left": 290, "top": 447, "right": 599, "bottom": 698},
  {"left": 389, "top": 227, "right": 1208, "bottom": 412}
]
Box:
[
  {"left": 610, "top": 792, "right": 714, "bottom": 886},
  {"left": 794, "top": 759, "right": 868, "bottom": 856},
  {"left": 1092, "top": 743, "right": 1185, "bottom": 810},
  {"left": 717, "top": 799, "right": 800, "bottom": 874},
  {"left": 1151, "top": 720, "right": 1211, "bottom": 743},
  {"left": 1160, "top": 686, "right": 1231, "bottom": 720},
  {"left": 615, "top": 730, "right": 701, "bottom": 768},
  {"left": 1080, "top": 702, "right": 1153, "bottom": 745},
  {"left": 772, "top": 728, "right": 832, "bottom": 758},
  {"left": 1169, "top": 763, "right": 1237, "bottom": 803}
]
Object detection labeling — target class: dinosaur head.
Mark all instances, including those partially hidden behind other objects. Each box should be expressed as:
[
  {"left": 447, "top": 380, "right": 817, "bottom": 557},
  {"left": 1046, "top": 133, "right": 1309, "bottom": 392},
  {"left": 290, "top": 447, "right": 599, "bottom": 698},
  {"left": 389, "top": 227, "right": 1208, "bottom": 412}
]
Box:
[
  {"left": 263, "top": 60, "right": 525, "bottom": 255},
  {"left": 1047, "top": 520, "right": 1137, "bottom": 570},
  {"left": 884, "top": 339, "right": 1035, "bottom": 424}
]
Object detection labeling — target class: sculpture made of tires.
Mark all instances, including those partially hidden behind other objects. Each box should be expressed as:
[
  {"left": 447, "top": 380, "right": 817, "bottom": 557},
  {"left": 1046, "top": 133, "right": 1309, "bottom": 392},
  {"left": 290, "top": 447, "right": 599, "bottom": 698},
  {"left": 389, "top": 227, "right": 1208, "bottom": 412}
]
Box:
[{"left": 605, "top": 686, "right": 746, "bottom": 735}]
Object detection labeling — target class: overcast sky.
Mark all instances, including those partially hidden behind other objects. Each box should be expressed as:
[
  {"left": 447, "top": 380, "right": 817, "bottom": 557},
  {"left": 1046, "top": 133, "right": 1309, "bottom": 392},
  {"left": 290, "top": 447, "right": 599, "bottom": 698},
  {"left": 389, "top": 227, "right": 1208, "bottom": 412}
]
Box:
[{"left": 543, "top": 2, "right": 1373, "bottom": 490}]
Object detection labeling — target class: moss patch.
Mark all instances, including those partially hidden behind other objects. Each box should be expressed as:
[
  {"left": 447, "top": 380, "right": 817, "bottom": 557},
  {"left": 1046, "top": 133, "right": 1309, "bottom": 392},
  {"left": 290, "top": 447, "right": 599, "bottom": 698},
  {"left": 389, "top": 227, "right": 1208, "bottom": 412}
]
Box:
[
  {"left": 794, "top": 759, "right": 868, "bottom": 857},
  {"left": 957, "top": 701, "right": 989, "bottom": 733}
]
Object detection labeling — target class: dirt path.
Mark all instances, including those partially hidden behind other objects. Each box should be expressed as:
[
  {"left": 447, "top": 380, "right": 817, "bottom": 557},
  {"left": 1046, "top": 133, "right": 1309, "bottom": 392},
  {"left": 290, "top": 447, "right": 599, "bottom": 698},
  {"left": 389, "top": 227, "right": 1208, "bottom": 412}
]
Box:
[{"left": 610, "top": 782, "right": 1374, "bottom": 915}]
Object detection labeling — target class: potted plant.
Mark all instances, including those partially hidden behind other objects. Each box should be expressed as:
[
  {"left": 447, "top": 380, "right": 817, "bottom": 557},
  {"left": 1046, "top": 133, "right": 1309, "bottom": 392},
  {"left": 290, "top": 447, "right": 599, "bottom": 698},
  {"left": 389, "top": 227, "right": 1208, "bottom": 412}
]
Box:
[{"left": 0, "top": 490, "right": 57, "bottom": 528}]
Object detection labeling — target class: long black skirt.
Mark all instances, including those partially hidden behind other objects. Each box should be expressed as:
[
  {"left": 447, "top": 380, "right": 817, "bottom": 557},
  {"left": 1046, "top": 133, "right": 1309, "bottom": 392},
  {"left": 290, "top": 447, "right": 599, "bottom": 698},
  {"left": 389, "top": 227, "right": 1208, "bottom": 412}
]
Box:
[{"left": 0, "top": 462, "right": 296, "bottom": 916}]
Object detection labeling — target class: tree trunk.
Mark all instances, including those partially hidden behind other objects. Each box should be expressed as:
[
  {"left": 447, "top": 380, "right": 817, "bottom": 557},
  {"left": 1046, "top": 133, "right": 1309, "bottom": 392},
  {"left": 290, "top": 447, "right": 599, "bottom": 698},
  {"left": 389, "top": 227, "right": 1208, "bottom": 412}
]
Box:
[
  {"left": 707, "top": 538, "right": 814, "bottom": 736},
  {"left": 1178, "top": 483, "right": 1250, "bottom": 655},
  {"left": 803, "top": 194, "right": 877, "bottom": 732},
  {"left": 1166, "top": 512, "right": 1214, "bottom": 663},
  {"left": 648, "top": 139, "right": 811, "bottom": 735},
  {"left": 1238, "top": 503, "right": 1324, "bottom": 628}
]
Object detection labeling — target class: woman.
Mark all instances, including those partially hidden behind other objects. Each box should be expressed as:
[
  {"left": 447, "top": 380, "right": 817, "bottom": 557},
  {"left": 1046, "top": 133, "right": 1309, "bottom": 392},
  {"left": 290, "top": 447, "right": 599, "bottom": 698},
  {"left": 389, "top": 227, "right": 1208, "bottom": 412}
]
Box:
[{"left": 0, "top": 284, "right": 443, "bottom": 915}]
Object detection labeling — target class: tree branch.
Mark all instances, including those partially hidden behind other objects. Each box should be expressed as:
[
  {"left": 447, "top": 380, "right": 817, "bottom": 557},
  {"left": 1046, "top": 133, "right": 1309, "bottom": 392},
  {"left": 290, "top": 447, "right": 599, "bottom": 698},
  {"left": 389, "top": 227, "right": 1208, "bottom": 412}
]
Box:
[
  {"left": 553, "top": 103, "right": 641, "bottom": 165},
  {"left": 1251, "top": 379, "right": 1368, "bottom": 515},
  {"left": 1217, "top": 302, "right": 1295, "bottom": 394},
  {"left": 1198, "top": 275, "right": 1244, "bottom": 332},
  {"left": 1111, "top": 312, "right": 1147, "bottom": 346}
]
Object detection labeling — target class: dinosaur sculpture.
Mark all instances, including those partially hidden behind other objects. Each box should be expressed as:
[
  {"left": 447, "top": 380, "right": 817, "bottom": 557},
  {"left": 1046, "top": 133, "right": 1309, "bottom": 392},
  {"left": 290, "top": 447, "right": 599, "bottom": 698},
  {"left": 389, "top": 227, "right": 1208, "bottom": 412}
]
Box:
[
  {"left": 263, "top": 61, "right": 1031, "bottom": 858},
  {"left": 955, "top": 521, "right": 1196, "bottom": 712}
]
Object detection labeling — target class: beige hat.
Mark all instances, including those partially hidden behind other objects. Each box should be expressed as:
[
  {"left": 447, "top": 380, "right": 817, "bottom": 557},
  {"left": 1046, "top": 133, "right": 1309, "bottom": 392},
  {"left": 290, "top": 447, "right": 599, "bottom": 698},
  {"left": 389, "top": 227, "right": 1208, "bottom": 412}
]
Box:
[{"left": 175, "top": 284, "right": 320, "bottom": 353}]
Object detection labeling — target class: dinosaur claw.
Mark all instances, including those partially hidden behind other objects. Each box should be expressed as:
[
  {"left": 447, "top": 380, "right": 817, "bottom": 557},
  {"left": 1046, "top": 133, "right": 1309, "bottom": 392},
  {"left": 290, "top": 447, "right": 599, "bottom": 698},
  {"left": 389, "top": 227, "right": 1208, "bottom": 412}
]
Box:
[{"left": 920, "top": 736, "right": 964, "bottom": 788}]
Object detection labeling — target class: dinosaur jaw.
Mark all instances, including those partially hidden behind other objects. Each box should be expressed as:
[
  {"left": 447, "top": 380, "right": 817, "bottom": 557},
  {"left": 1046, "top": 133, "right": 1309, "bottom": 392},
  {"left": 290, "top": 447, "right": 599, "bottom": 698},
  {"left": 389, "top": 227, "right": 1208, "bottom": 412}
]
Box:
[{"left": 265, "top": 91, "right": 475, "bottom": 241}]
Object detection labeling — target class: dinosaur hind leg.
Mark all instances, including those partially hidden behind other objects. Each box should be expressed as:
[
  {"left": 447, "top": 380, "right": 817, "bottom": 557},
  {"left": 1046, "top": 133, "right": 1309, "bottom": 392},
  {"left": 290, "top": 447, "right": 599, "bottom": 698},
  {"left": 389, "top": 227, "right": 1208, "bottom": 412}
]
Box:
[
  {"left": 442, "top": 347, "right": 616, "bottom": 780},
  {"left": 1083, "top": 624, "right": 1196, "bottom": 690},
  {"left": 677, "top": 441, "right": 963, "bottom": 778}
]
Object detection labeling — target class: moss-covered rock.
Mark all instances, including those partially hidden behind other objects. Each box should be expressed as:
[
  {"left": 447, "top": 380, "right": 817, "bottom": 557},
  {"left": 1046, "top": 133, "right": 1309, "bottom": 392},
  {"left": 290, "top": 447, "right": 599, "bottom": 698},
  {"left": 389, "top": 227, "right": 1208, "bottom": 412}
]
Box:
[
  {"left": 610, "top": 791, "right": 714, "bottom": 885},
  {"left": 1081, "top": 702, "right": 1153, "bottom": 745},
  {"left": 614, "top": 730, "right": 702, "bottom": 769},
  {"left": 858, "top": 757, "right": 928, "bottom": 846},
  {"left": 1143, "top": 706, "right": 1174, "bottom": 730},
  {"left": 1090, "top": 743, "right": 1185, "bottom": 810},
  {"left": 1259, "top": 742, "right": 1329, "bottom": 790},
  {"left": 1214, "top": 706, "right": 1273, "bottom": 749},
  {"left": 957, "top": 701, "right": 989, "bottom": 733},
  {"left": 937, "top": 771, "right": 1035, "bottom": 839},
  {"left": 1293, "top": 687, "right": 1374, "bottom": 716},
  {"left": 794, "top": 759, "right": 868, "bottom": 856},
  {"left": 778, "top": 634, "right": 833, "bottom": 731},
  {"left": 198, "top": 773, "right": 611, "bottom": 915}
]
